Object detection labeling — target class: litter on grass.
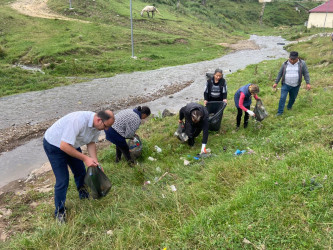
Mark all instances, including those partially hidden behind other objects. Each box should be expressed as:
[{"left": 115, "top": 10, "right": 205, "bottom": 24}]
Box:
[
  {"left": 196, "top": 152, "right": 212, "bottom": 158},
  {"left": 170, "top": 185, "right": 177, "bottom": 192},
  {"left": 247, "top": 148, "right": 255, "bottom": 154},
  {"left": 234, "top": 149, "right": 246, "bottom": 155},
  {"left": 154, "top": 145, "right": 162, "bottom": 153},
  {"left": 148, "top": 156, "right": 157, "bottom": 161}
]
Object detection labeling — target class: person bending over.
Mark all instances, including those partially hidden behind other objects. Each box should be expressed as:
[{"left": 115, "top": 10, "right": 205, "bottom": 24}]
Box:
[
  {"left": 43, "top": 110, "right": 114, "bottom": 223},
  {"left": 234, "top": 84, "right": 260, "bottom": 129},
  {"left": 179, "top": 102, "right": 209, "bottom": 154},
  {"left": 105, "top": 106, "right": 151, "bottom": 165}
]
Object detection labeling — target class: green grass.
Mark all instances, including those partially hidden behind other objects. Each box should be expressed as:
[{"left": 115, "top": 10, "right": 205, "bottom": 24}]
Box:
[
  {"left": 0, "top": 0, "right": 319, "bottom": 97},
  {"left": 1, "top": 35, "right": 332, "bottom": 248}
]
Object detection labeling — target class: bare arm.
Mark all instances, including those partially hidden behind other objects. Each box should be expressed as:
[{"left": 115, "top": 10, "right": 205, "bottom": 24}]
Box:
[
  {"left": 60, "top": 141, "right": 98, "bottom": 167},
  {"left": 87, "top": 142, "right": 98, "bottom": 163}
]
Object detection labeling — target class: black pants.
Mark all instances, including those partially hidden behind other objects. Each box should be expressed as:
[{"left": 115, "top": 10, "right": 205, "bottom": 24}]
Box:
[
  {"left": 116, "top": 145, "right": 133, "bottom": 163},
  {"left": 185, "top": 121, "right": 202, "bottom": 146},
  {"left": 236, "top": 105, "right": 250, "bottom": 128}
]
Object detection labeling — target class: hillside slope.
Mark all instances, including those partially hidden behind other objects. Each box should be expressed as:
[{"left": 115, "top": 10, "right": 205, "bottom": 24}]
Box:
[{"left": 0, "top": 0, "right": 319, "bottom": 96}]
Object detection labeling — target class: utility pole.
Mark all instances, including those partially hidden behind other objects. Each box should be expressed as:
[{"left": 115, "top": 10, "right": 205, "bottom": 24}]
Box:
[
  {"left": 259, "top": 2, "right": 266, "bottom": 26},
  {"left": 69, "top": 0, "right": 73, "bottom": 10},
  {"left": 130, "top": 0, "right": 136, "bottom": 59}
]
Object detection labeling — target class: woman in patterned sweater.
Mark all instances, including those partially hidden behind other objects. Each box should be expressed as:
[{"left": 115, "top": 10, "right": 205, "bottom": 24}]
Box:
[{"left": 105, "top": 106, "right": 151, "bottom": 165}]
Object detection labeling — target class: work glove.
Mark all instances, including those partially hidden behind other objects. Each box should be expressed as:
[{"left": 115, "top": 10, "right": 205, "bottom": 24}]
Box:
[
  {"left": 201, "top": 144, "right": 207, "bottom": 154},
  {"left": 246, "top": 110, "right": 255, "bottom": 117}
]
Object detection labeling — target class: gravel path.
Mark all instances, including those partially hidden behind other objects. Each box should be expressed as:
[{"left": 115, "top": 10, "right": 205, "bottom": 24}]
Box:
[{"left": 0, "top": 35, "right": 289, "bottom": 187}]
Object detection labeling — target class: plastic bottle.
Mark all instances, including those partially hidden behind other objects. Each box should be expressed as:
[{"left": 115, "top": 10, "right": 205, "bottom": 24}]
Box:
[{"left": 154, "top": 145, "right": 162, "bottom": 153}]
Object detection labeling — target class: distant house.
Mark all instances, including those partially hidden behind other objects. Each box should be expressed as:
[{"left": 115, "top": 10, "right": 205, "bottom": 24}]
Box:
[{"left": 307, "top": 0, "right": 333, "bottom": 28}]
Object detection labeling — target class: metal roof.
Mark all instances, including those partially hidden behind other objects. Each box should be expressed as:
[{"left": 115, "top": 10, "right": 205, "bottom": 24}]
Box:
[{"left": 309, "top": 0, "right": 333, "bottom": 13}]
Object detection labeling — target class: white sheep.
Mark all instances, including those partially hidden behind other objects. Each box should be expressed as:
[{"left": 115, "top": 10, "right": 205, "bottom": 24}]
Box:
[{"left": 140, "top": 6, "right": 160, "bottom": 18}]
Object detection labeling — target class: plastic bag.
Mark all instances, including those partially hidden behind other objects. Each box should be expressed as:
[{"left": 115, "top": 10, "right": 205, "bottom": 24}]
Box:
[
  {"left": 128, "top": 134, "right": 142, "bottom": 159},
  {"left": 253, "top": 99, "right": 268, "bottom": 122},
  {"left": 174, "top": 121, "right": 188, "bottom": 142},
  {"left": 206, "top": 72, "right": 214, "bottom": 80},
  {"left": 206, "top": 101, "right": 227, "bottom": 131},
  {"left": 84, "top": 165, "right": 112, "bottom": 199}
]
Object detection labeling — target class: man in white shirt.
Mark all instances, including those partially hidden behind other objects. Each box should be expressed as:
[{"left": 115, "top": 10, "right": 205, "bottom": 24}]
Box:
[
  {"left": 273, "top": 51, "right": 311, "bottom": 116},
  {"left": 43, "top": 110, "right": 114, "bottom": 223}
]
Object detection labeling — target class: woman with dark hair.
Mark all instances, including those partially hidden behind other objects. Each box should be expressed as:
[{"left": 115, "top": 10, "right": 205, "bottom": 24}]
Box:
[
  {"left": 105, "top": 106, "right": 151, "bottom": 164},
  {"left": 178, "top": 102, "right": 209, "bottom": 154},
  {"left": 204, "top": 68, "right": 228, "bottom": 106},
  {"left": 234, "top": 84, "right": 260, "bottom": 129}
]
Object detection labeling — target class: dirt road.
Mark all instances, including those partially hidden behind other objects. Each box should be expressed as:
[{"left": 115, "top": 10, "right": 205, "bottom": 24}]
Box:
[{"left": 10, "top": 0, "right": 88, "bottom": 22}]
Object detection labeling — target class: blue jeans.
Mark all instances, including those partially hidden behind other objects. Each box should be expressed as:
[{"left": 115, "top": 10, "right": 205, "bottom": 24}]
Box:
[
  {"left": 277, "top": 84, "right": 300, "bottom": 114},
  {"left": 43, "top": 138, "right": 88, "bottom": 216}
]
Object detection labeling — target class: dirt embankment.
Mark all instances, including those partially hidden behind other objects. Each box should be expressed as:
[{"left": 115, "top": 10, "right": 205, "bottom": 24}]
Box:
[
  {"left": 10, "top": 0, "right": 88, "bottom": 22},
  {"left": 218, "top": 40, "right": 260, "bottom": 50}
]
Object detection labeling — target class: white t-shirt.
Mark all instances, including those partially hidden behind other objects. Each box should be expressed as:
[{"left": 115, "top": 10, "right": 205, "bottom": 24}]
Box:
[{"left": 45, "top": 111, "right": 100, "bottom": 148}]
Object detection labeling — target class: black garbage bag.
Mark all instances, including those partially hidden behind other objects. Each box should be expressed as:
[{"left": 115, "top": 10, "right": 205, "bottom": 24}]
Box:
[
  {"left": 174, "top": 121, "right": 189, "bottom": 142},
  {"left": 127, "top": 134, "right": 142, "bottom": 159},
  {"left": 84, "top": 165, "right": 112, "bottom": 199},
  {"left": 206, "top": 101, "right": 227, "bottom": 131},
  {"left": 206, "top": 72, "right": 214, "bottom": 80},
  {"left": 253, "top": 99, "right": 268, "bottom": 122}
]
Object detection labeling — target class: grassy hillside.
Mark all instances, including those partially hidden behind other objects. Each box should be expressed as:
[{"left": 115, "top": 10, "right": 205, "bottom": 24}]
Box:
[
  {"left": 0, "top": 0, "right": 319, "bottom": 97},
  {"left": 0, "top": 34, "right": 332, "bottom": 248}
]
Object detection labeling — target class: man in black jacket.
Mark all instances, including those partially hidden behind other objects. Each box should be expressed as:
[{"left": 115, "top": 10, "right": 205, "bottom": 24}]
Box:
[{"left": 179, "top": 103, "right": 209, "bottom": 154}]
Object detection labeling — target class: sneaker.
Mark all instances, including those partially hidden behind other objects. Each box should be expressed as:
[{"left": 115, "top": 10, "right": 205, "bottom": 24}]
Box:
[
  {"left": 275, "top": 113, "right": 283, "bottom": 117},
  {"left": 244, "top": 123, "right": 248, "bottom": 129},
  {"left": 188, "top": 138, "right": 195, "bottom": 147},
  {"left": 55, "top": 213, "right": 66, "bottom": 224},
  {"left": 79, "top": 186, "right": 89, "bottom": 199},
  {"left": 235, "top": 126, "right": 240, "bottom": 131}
]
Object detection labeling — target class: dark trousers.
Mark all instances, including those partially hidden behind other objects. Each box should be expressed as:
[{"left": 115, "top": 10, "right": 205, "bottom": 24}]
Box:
[
  {"left": 185, "top": 121, "right": 202, "bottom": 146},
  {"left": 105, "top": 128, "right": 132, "bottom": 162},
  {"left": 236, "top": 105, "right": 250, "bottom": 128},
  {"left": 43, "top": 138, "right": 88, "bottom": 217}
]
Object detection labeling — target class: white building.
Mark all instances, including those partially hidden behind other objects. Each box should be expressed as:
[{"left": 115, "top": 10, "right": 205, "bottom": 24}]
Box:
[{"left": 307, "top": 0, "right": 333, "bottom": 28}]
